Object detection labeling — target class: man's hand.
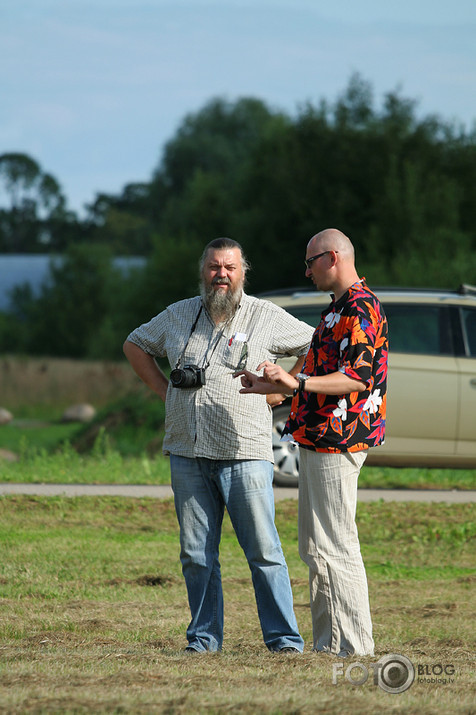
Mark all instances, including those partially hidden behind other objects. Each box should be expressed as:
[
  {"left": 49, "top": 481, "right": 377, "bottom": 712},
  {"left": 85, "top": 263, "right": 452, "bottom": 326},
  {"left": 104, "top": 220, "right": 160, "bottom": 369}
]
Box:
[
  {"left": 234, "top": 369, "right": 276, "bottom": 394},
  {"left": 234, "top": 361, "right": 298, "bottom": 395},
  {"left": 266, "top": 393, "right": 285, "bottom": 407}
]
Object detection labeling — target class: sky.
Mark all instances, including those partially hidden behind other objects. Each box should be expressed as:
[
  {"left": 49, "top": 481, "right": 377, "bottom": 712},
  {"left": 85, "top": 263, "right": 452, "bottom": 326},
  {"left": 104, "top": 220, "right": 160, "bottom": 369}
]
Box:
[{"left": 2, "top": 0, "right": 476, "bottom": 216}]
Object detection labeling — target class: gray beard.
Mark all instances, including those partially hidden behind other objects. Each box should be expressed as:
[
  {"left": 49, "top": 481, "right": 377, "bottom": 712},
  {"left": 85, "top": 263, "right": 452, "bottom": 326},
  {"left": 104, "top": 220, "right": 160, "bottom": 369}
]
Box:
[{"left": 200, "top": 280, "right": 242, "bottom": 323}]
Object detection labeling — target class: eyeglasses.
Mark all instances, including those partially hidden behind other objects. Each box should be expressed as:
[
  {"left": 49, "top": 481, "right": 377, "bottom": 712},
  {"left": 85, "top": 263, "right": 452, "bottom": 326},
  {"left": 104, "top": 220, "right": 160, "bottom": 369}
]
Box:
[
  {"left": 235, "top": 341, "right": 248, "bottom": 371},
  {"left": 304, "top": 250, "right": 337, "bottom": 269},
  {"left": 231, "top": 341, "right": 248, "bottom": 374}
]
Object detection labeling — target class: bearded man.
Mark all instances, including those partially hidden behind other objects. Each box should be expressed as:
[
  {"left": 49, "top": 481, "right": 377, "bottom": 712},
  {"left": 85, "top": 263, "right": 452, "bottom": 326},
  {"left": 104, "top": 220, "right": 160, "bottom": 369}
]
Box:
[{"left": 124, "top": 237, "right": 314, "bottom": 654}]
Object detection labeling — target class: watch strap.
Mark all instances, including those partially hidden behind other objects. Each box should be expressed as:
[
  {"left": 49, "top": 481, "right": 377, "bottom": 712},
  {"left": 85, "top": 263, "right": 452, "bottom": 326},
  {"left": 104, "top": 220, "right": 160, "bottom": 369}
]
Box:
[{"left": 294, "top": 372, "right": 309, "bottom": 395}]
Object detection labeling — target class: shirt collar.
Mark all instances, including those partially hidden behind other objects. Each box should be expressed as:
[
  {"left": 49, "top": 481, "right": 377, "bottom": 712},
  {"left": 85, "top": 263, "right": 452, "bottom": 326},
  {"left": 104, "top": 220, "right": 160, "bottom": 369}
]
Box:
[{"left": 331, "top": 278, "right": 366, "bottom": 308}]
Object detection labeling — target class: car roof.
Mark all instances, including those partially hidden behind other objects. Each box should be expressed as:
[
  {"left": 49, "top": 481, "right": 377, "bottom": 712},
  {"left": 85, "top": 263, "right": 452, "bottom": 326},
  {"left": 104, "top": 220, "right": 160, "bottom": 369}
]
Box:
[{"left": 258, "top": 284, "right": 476, "bottom": 308}]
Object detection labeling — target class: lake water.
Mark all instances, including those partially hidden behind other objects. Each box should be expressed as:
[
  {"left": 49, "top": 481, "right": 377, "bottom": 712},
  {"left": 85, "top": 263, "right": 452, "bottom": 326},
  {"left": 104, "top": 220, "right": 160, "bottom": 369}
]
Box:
[{"left": 0, "top": 254, "right": 145, "bottom": 311}]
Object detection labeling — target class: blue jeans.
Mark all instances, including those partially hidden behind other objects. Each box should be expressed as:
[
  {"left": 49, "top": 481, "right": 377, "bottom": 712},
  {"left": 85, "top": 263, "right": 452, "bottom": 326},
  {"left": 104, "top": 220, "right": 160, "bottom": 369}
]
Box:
[{"left": 170, "top": 455, "right": 304, "bottom": 652}]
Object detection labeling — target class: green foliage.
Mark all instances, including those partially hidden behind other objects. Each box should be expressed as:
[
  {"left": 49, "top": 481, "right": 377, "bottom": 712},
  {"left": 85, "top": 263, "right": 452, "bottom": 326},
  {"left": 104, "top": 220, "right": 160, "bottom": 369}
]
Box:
[
  {"left": 124, "top": 233, "right": 202, "bottom": 321},
  {"left": 0, "top": 395, "right": 170, "bottom": 484},
  {"left": 0, "top": 448, "right": 172, "bottom": 485},
  {"left": 0, "top": 422, "right": 80, "bottom": 454},
  {"left": 1, "top": 422, "right": 474, "bottom": 491},
  {"left": 0, "top": 152, "right": 73, "bottom": 252},
  {"left": 4, "top": 243, "right": 138, "bottom": 358},
  {"left": 359, "top": 465, "right": 476, "bottom": 491},
  {"left": 70, "top": 388, "right": 167, "bottom": 457},
  {"left": 2, "top": 75, "right": 476, "bottom": 355},
  {"left": 137, "top": 73, "right": 476, "bottom": 294},
  {"left": 86, "top": 185, "right": 154, "bottom": 254}
]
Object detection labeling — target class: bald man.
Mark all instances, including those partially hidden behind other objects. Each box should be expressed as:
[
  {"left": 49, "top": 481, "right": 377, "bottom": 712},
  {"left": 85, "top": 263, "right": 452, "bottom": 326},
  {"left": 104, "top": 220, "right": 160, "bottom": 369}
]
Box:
[{"left": 236, "top": 229, "right": 388, "bottom": 657}]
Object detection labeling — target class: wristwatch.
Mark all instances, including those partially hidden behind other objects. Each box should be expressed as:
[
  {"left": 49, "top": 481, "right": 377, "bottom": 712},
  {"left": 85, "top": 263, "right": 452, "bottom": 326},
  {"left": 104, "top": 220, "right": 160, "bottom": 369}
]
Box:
[{"left": 293, "top": 373, "right": 310, "bottom": 396}]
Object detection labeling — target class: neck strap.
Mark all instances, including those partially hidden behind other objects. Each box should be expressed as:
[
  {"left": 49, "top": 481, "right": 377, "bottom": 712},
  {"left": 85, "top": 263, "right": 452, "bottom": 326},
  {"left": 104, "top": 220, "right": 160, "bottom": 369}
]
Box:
[{"left": 174, "top": 305, "right": 203, "bottom": 369}]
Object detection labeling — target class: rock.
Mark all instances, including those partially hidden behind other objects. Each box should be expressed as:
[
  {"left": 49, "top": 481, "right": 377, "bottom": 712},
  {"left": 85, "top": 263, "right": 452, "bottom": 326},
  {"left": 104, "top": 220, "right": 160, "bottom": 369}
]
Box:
[
  {"left": 0, "top": 408, "right": 13, "bottom": 425},
  {"left": 0, "top": 448, "right": 18, "bottom": 462},
  {"left": 61, "top": 404, "right": 96, "bottom": 423}
]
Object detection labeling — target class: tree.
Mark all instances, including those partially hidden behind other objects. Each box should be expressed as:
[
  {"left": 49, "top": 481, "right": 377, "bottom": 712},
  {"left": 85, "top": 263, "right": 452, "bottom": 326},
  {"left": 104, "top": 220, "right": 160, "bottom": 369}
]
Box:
[
  {"left": 3, "top": 76, "right": 476, "bottom": 359},
  {"left": 7, "top": 244, "right": 121, "bottom": 357},
  {"left": 0, "top": 153, "right": 70, "bottom": 252},
  {"left": 149, "top": 97, "right": 285, "bottom": 236}
]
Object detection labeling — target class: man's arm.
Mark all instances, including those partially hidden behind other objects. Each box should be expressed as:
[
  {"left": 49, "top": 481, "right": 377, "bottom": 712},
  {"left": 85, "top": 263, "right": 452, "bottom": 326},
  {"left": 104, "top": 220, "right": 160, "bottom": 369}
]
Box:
[
  {"left": 123, "top": 340, "right": 169, "bottom": 402},
  {"left": 236, "top": 360, "right": 365, "bottom": 396},
  {"left": 265, "top": 354, "right": 306, "bottom": 407}
]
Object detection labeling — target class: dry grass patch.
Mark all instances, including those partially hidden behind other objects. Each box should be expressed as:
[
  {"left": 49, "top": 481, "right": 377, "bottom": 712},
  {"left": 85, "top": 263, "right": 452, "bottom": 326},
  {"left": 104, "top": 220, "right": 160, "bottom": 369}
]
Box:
[
  {"left": 0, "top": 356, "right": 141, "bottom": 411},
  {"left": 0, "top": 497, "right": 474, "bottom": 713}
]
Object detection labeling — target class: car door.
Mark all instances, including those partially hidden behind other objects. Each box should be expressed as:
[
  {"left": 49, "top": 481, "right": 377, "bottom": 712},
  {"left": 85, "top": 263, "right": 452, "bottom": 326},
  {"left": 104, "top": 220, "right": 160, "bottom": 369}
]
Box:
[
  {"left": 456, "top": 306, "right": 476, "bottom": 458},
  {"left": 380, "top": 303, "right": 459, "bottom": 460}
]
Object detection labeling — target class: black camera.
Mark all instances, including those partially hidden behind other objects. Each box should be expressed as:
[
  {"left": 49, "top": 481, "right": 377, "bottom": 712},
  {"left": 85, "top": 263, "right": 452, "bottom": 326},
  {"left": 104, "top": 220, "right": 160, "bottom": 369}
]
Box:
[{"left": 170, "top": 364, "right": 206, "bottom": 389}]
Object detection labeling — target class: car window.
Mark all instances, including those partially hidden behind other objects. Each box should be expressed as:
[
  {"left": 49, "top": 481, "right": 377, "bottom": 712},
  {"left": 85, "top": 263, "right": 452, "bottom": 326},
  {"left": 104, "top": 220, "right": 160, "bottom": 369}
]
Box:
[
  {"left": 284, "top": 300, "right": 459, "bottom": 356},
  {"left": 286, "top": 306, "right": 323, "bottom": 328},
  {"left": 461, "top": 307, "right": 476, "bottom": 357},
  {"left": 384, "top": 304, "right": 452, "bottom": 356}
]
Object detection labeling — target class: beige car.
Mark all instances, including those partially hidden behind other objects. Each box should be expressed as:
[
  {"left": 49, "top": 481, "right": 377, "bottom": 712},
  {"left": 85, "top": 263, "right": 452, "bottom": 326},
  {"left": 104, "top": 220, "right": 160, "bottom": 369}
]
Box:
[{"left": 261, "top": 285, "right": 476, "bottom": 486}]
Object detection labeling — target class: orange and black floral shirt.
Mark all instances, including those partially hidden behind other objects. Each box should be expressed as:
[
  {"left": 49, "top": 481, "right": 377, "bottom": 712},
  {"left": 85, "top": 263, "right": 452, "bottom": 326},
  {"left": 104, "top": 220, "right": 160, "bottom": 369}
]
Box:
[{"left": 284, "top": 280, "right": 388, "bottom": 453}]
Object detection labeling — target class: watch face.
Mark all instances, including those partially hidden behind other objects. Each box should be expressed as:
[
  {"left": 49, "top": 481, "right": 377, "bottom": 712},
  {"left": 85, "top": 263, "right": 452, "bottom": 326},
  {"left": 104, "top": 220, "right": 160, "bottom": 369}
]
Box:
[{"left": 298, "top": 374, "right": 308, "bottom": 393}]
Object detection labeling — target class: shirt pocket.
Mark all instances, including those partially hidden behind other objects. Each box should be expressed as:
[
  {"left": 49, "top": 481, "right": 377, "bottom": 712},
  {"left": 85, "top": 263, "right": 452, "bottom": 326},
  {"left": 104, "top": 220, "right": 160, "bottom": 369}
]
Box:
[{"left": 222, "top": 337, "right": 248, "bottom": 371}]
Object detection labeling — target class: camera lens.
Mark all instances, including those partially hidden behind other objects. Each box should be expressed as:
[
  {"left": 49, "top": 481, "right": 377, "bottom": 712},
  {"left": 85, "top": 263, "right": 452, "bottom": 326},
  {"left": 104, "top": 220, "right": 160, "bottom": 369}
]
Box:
[
  {"left": 170, "top": 367, "right": 197, "bottom": 388},
  {"left": 170, "top": 368, "right": 187, "bottom": 387}
]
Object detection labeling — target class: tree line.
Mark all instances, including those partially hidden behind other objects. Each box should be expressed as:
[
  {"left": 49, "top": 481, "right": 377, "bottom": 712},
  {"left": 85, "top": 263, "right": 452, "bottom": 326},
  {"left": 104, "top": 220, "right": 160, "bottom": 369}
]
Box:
[{"left": 1, "top": 74, "right": 475, "bottom": 359}]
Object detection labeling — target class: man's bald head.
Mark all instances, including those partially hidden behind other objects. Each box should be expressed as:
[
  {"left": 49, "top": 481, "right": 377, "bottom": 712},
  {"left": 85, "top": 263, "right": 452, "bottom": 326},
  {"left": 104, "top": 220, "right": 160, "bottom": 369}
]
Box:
[
  {"left": 305, "top": 228, "right": 359, "bottom": 300},
  {"left": 307, "top": 229, "right": 355, "bottom": 262}
]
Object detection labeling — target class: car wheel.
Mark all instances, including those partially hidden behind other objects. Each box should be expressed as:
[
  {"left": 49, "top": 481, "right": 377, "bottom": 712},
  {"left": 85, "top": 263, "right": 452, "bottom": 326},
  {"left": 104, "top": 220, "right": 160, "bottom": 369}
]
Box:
[{"left": 272, "top": 403, "right": 299, "bottom": 487}]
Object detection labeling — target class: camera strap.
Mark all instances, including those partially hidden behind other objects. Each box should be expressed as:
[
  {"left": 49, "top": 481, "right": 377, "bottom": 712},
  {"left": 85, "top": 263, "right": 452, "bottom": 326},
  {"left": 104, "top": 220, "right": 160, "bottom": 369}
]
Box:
[
  {"left": 174, "top": 302, "right": 235, "bottom": 371},
  {"left": 202, "top": 319, "right": 233, "bottom": 370},
  {"left": 174, "top": 305, "right": 203, "bottom": 369}
]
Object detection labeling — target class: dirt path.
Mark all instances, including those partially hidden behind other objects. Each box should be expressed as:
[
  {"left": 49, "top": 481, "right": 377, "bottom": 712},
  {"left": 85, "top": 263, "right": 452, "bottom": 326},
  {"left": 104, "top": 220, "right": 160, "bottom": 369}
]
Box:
[{"left": 0, "top": 483, "right": 475, "bottom": 502}]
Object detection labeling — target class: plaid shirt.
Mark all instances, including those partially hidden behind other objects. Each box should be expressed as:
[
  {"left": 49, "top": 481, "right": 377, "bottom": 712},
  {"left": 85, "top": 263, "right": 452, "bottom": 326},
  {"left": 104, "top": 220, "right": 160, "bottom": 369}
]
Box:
[
  {"left": 284, "top": 280, "right": 388, "bottom": 453},
  {"left": 127, "top": 293, "right": 314, "bottom": 461}
]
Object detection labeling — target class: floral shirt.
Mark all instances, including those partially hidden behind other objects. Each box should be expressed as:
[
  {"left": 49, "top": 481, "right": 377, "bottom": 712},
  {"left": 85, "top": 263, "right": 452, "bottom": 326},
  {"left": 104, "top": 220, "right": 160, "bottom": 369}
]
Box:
[{"left": 283, "top": 279, "right": 388, "bottom": 453}]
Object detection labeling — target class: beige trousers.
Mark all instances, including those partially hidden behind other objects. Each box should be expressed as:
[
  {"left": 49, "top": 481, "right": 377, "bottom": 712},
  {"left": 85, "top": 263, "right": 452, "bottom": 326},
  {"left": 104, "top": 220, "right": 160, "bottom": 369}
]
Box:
[{"left": 298, "top": 448, "right": 374, "bottom": 657}]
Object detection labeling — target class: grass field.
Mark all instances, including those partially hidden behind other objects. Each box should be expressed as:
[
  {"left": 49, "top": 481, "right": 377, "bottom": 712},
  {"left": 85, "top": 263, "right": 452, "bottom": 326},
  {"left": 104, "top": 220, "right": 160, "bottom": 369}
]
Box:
[
  {"left": 1, "top": 356, "right": 475, "bottom": 491},
  {"left": 0, "top": 414, "right": 475, "bottom": 491},
  {"left": 1, "top": 442, "right": 475, "bottom": 491},
  {"left": 0, "top": 495, "right": 474, "bottom": 713},
  {"left": 1, "top": 356, "right": 474, "bottom": 711}
]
